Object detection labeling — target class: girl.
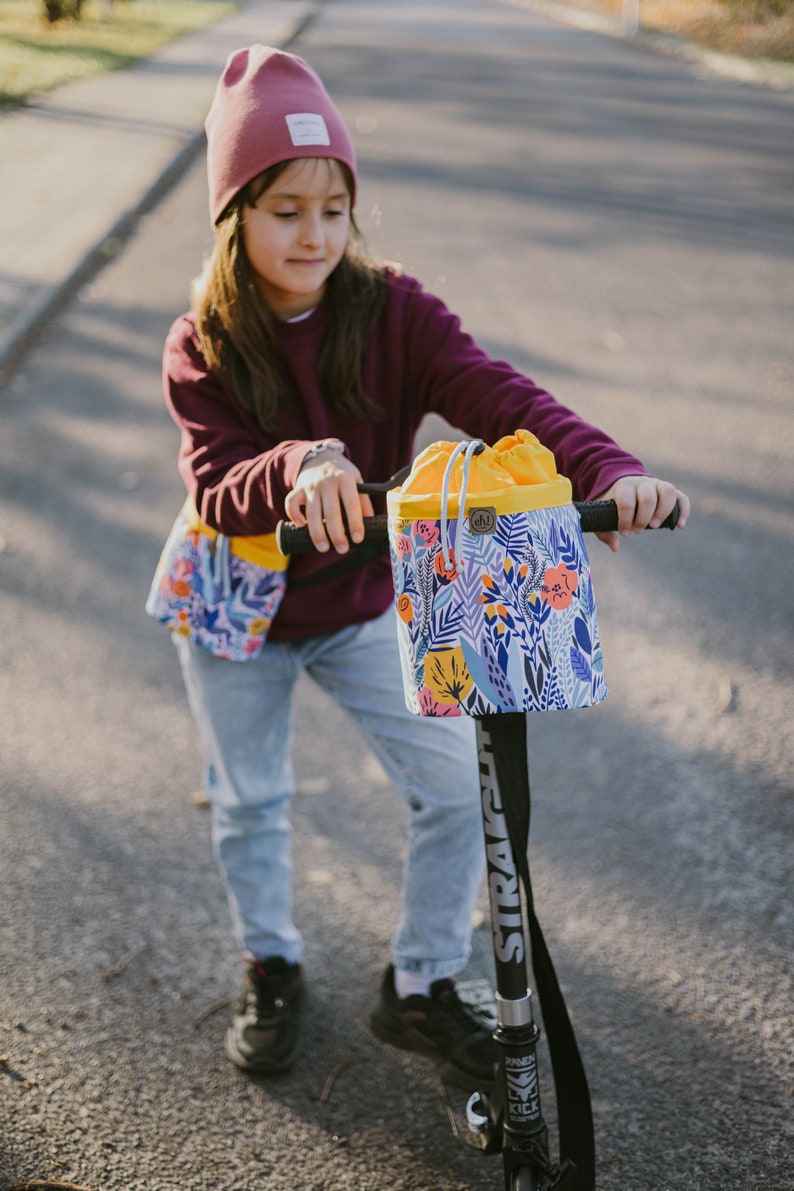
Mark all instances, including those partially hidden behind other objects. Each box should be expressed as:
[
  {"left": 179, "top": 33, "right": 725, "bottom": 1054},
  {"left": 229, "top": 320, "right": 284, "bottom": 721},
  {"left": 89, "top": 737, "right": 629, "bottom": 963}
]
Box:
[{"left": 150, "top": 44, "right": 689, "bottom": 1084}]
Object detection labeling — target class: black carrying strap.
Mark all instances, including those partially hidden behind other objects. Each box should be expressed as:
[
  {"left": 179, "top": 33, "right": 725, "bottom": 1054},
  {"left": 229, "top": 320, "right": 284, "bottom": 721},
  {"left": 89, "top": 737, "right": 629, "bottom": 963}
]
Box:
[
  {"left": 488, "top": 713, "right": 596, "bottom": 1191},
  {"left": 286, "top": 546, "right": 381, "bottom": 591}
]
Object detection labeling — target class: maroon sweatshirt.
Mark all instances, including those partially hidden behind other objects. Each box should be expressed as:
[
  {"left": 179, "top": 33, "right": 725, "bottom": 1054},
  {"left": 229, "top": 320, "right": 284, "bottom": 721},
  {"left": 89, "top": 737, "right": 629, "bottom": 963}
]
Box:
[{"left": 163, "top": 270, "right": 647, "bottom": 641}]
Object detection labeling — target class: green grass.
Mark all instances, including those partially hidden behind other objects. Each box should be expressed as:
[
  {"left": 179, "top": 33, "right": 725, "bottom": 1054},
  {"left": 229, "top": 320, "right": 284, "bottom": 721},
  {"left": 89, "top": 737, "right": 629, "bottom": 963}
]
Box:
[{"left": 0, "top": 0, "right": 237, "bottom": 105}]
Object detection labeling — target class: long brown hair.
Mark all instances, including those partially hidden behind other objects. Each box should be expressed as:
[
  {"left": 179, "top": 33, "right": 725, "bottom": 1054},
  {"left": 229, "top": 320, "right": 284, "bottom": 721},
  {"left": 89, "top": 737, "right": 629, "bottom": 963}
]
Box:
[{"left": 192, "top": 160, "right": 386, "bottom": 432}]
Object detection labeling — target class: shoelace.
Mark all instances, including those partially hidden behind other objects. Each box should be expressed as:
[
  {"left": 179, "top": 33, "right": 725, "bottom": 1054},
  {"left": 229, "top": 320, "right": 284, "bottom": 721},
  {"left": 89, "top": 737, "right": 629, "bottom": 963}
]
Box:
[
  {"left": 439, "top": 439, "right": 485, "bottom": 574},
  {"left": 432, "top": 980, "right": 490, "bottom": 1037}
]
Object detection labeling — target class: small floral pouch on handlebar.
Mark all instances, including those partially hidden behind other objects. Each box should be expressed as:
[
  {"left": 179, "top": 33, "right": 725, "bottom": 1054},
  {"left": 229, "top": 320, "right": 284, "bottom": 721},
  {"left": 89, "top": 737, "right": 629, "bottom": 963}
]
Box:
[
  {"left": 386, "top": 431, "right": 607, "bottom": 716},
  {"left": 145, "top": 499, "right": 288, "bottom": 661}
]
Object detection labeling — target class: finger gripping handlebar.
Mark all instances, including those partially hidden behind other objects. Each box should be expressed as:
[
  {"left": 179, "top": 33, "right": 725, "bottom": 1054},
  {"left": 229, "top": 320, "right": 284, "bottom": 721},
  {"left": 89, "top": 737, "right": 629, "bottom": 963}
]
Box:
[{"left": 275, "top": 500, "right": 679, "bottom": 556}]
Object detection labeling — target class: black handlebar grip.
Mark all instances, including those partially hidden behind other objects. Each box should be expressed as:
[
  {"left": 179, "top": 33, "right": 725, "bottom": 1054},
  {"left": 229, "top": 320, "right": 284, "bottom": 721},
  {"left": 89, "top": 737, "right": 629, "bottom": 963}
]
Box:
[
  {"left": 575, "top": 500, "right": 680, "bottom": 533},
  {"left": 276, "top": 501, "right": 679, "bottom": 555},
  {"left": 276, "top": 515, "right": 391, "bottom": 555}
]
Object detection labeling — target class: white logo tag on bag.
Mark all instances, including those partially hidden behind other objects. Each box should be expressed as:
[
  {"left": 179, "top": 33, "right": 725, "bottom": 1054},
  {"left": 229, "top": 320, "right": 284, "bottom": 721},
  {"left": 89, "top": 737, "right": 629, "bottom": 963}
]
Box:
[{"left": 285, "top": 113, "right": 331, "bottom": 146}]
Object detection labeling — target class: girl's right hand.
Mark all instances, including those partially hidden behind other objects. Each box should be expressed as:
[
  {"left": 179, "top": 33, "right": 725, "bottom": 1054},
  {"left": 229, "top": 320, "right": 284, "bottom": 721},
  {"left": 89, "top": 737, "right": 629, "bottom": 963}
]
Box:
[
  {"left": 593, "top": 473, "right": 690, "bottom": 551},
  {"left": 284, "top": 449, "right": 374, "bottom": 554}
]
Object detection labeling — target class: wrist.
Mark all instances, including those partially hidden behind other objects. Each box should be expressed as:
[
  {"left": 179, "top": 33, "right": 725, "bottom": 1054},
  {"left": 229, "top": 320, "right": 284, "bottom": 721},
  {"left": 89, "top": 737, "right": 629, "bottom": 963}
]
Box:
[{"left": 300, "top": 438, "right": 346, "bottom": 468}]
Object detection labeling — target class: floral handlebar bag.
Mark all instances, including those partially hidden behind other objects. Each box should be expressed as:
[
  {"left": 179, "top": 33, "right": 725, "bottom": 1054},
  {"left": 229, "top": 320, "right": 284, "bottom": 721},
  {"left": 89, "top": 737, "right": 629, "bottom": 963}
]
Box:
[
  {"left": 386, "top": 431, "right": 608, "bottom": 717},
  {"left": 145, "top": 499, "right": 288, "bottom": 662}
]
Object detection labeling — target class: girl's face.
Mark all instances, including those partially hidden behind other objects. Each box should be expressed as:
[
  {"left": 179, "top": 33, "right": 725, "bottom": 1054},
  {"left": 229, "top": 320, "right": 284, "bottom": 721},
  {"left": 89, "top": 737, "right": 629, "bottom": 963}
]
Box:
[{"left": 241, "top": 157, "right": 351, "bottom": 320}]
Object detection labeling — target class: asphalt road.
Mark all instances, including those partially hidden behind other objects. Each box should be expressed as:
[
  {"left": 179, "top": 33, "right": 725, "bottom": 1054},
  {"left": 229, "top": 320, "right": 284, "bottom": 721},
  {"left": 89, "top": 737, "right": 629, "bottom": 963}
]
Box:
[{"left": 1, "top": 0, "right": 792, "bottom": 1188}]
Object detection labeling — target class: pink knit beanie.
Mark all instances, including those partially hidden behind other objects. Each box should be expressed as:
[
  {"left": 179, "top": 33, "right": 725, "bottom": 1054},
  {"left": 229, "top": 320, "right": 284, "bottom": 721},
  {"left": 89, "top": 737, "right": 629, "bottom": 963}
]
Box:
[{"left": 205, "top": 45, "right": 357, "bottom": 225}]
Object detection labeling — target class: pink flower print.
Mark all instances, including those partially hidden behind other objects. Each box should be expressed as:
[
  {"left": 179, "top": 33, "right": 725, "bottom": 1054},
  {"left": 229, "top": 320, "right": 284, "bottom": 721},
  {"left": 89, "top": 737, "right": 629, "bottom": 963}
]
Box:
[
  {"left": 418, "top": 686, "right": 461, "bottom": 717},
  {"left": 395, "top": 534, "right": 412, "bottom": 558},
  {"left": 415, "top": 520, "right": 439, "bottom": 547},
  {"left": 172, "top": 557, "right": 194, "bottom": 580}
]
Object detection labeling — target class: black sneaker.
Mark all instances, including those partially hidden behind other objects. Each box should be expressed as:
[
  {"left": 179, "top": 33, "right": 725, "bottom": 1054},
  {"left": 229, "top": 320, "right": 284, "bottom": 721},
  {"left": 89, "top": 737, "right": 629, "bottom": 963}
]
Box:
[
  {"left": 224, "top": 957, "right": 303, "bottom": 1074},
  {"left": 369, "top": 965, "right": 498, "bottom": 1091}
]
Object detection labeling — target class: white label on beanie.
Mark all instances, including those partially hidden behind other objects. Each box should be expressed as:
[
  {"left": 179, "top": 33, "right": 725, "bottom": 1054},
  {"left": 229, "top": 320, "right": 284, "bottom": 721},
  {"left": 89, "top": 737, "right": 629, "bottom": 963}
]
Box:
[{"left": 285, "top": 113, "right": 331, "bottom": 147}]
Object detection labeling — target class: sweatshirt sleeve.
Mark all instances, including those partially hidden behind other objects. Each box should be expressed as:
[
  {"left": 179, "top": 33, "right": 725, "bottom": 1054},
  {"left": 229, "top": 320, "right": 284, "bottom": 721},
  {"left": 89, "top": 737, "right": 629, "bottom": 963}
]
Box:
[
  {"left": 398, "top": 280, "right": 649, "bottom": 501},
  {"left": 162, "top": 316, "right": 335, "bottom": 534}
]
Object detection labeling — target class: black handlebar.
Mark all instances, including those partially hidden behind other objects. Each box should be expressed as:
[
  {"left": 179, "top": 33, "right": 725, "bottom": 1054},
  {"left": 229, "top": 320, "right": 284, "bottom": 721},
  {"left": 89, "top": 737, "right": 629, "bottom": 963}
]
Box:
[
  {"left": 276, "top": 500, "right": 679, "bottom": 556},
  {"left": 277, "top": 517, "right": 391, "bottom": 555},
  {"left": 577, "top": 499, "right": 680, "bottom": 533}
]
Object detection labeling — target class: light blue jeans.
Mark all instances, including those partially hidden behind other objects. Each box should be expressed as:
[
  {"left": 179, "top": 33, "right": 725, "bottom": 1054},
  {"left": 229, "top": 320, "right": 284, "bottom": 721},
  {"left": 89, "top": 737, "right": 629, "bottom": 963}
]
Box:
[{"left": 174, "top": 608, "right": 485, "bottom": 978}]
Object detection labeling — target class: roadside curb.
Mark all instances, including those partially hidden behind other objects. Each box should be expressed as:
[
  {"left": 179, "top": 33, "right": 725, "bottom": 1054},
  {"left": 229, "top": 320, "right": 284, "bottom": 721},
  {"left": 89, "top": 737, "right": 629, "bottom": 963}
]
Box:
[
  {"left": 0, "top": 1, "right": 320, "bottom": 385},
  {"left": 0, "top": 127, "right": 206, "bottom": 385},
  {"left": 500, "top": 0, "right": 794, "bottom": 92}
]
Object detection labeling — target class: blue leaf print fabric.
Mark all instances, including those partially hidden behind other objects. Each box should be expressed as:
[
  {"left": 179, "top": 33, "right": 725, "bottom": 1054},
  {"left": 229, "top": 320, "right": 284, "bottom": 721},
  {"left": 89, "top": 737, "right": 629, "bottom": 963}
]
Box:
[
  {"left": 146, "top": 502, "right": 287, "bottom": 662},
  {"left": 390, "top": 507, "right": 607, "bottom": 717}
]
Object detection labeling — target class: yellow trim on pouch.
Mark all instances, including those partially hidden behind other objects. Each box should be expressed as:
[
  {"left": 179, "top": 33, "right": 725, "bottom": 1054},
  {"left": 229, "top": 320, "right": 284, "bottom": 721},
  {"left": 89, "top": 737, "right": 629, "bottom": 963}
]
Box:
[{"left": 183, "top": 498, "right": 289, "bottom": 571}]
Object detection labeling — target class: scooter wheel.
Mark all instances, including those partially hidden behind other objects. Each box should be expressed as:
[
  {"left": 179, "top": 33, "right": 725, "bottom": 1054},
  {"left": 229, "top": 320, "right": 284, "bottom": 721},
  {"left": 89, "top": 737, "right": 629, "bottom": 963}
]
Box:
[{"left": 510, "top": 1165, "right": 540, "bottom": 1191}]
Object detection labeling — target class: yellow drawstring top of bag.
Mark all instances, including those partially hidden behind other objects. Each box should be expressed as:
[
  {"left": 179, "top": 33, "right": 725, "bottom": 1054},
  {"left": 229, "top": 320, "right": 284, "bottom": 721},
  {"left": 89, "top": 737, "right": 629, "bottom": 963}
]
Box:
[{"left": 386, "top": 429, "right": 572, "bottom": 520}]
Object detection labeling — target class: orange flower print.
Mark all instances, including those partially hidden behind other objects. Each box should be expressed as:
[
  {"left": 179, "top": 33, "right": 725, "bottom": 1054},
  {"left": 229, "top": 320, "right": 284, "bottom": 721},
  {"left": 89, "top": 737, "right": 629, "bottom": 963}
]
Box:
[
  {"left": 434, "top": 548, "right": 460, "bottom": 581},
  {"left": 396, "top": 593, "right": 413, "bottom": 623},
  {"left": 540, "top": 564, "right": 578, "bottom": 610},
  {"left": 172, "top": 579, "right": 191, "bottom": 597}
]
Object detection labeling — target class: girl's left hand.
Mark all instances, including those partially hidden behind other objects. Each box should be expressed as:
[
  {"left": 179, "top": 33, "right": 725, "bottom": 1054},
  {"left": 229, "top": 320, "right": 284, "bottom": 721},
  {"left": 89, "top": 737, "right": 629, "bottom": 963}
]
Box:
[{"left": 594, "top": 474, "right": 690, "bottom": 552}]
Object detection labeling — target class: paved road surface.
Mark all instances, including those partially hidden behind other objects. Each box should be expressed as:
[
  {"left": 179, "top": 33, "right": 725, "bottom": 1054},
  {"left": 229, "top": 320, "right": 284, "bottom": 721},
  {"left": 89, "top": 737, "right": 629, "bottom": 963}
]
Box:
[{"left": 1, "top": 0, "right": 792, "bottom": 1187}]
